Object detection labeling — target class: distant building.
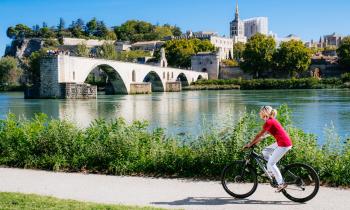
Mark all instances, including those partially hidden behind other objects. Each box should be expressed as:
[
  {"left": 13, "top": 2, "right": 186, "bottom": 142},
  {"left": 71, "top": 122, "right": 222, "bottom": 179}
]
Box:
[
  {"left": 229, "top": 1, "right": 268, "bottom": 41},
  {"left": 230, "top": 1, "right": 247, "bottom": 43},
  {"left": 191, "top": 52, "right": 220, "bottom": 79},
  {"left": 166, "top": 31, "right": 233, "bottom": 61},
  {"left": 131, "top": 41, "right": 165, "bottom": 55},
  {"left": 274, "top": 34, "right": 301, "bottom": 46},
  {"left": 116, "top": 41, "right": 131, "bottom": 52},
  {"left": 322, "top": 33, "right": 344, "bottom": 48},
  {"left": 243, "top": 17, "right": 269, "bottom": 39}
]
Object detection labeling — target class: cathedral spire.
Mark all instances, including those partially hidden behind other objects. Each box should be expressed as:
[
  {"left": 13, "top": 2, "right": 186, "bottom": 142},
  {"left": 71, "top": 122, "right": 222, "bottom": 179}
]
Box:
[{"left": 235, "top": 0, "right": 239, "bottom": 20}]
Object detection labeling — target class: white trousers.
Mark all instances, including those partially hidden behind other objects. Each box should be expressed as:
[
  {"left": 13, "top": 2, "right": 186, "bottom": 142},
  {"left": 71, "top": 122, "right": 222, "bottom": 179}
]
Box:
[{"left": 262, "top": 143, "right": 292, "bottom": 185}]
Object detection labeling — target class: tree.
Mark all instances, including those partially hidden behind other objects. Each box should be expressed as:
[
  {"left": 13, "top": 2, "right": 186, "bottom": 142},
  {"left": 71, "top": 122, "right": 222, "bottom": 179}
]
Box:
[
  {"left": 27, "top": 49, "right": 47, "bottom": 84},
  {"left": 86, "top": 18, "right": 98, "bottom": 36},
  {"left": 7, "top": 24, "right": 33, "bottom": 39},
  {"left": 58, "top": 18, "right": 65, "bottom": 31},
  {"left": 114, "top": 20, "right": 154, "bottom": 42},
  {"left": 69, "top": 19, "right": 85, "bottom": 38},
  {"left": 0, "top": 57, "right": 21, "bottom": 86},
  {"left": 232, "top": 42, "right": 245, "bottom": 61},
  {"left": 273, "top": 40, "right": 312, "bottom": 78},
  {"left": 171, "top": 26, "right": 182, "bottom": 37},
  {"left": 76, "top": 43, "right": 90, "bottom": 57},
  {"left": 97, "top": 43, "right": 117, "bottom": 60},
  {"left": 6, "top": 27, "right": 17, "bottom": 39},
  {"left": 95, "top": 21, "right": 109, "bottom": 38},
  {"left": 337, "top": 36, "right": 350, "bottom": 69},
  {"left": 163, "top": 39, "right": 215, "bottom": 68},
  {"left": 39, "top": 27, "right": 56, "bottom": 38},
  {"left": 241, "top": 33, "right": 276, "bottom": 78}
]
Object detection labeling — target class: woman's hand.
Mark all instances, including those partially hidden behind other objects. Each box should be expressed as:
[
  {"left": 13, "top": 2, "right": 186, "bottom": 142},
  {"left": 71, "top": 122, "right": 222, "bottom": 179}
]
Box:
[{"left": 244, "top": 143, "right": 252, "bottom": 149}]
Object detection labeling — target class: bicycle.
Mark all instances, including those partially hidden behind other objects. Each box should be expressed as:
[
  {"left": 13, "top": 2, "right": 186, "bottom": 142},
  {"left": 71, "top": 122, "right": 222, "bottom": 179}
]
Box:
[{"left": 221, "top": 145, "right": 320, "bottom": 203}]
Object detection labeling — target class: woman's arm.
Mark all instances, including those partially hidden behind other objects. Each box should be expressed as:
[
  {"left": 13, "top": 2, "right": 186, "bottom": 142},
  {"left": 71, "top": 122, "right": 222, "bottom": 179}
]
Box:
[{"left": 244, "top": 129, "right": 267, "bottom": 148}]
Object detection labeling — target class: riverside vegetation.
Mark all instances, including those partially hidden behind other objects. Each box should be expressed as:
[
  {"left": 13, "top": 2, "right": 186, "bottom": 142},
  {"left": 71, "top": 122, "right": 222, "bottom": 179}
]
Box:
[
  {"left": 189, "top": 76, "right": 350, "bottom": 90},
  {"left": 0, "top": 105, "right": 349, "bottom": 186}
]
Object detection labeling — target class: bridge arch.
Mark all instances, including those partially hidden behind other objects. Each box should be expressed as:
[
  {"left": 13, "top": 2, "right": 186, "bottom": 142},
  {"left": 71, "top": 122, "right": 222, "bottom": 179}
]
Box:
[
  {"left": 84, "top": 64, "right": 128, "bottom": 94},
  {"left": 143, "top": 71, "right": 165, "bottom": 92},
  {"left": 176, "top": 73, "right": 190, "bottom": 87}
]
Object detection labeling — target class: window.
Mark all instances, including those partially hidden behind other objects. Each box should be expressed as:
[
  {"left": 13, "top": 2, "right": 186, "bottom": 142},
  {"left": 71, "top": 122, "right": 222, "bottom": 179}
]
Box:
[
  {"left": 163, "top": 72, "right": 165, "bottom": 79},
  {"left": 172, "top": 72, "right": 174, "bottom": 78},
  {"left": 167, "top": 72, "right": 170, "bottom": 80},
  {"left": 73, "top": 72, "right": 75, "bottom": 80},
  {"left": 132, "top": 70, "right": 136, "bottom": 82}
]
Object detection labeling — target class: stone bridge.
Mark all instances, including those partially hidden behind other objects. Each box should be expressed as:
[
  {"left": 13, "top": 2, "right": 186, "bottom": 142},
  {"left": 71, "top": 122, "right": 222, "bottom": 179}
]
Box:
[{"left": 36, "top": 55, "right": 208, "bottom": 98}]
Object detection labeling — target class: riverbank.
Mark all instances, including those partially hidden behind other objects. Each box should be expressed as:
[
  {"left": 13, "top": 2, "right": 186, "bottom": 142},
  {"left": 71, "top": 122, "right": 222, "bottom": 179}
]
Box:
[
  {"left": 190, "top": 78, "right": 350, "bottom": 90},
  {"left": 0, "top": 105, "right": 349, "bottom": 186}
]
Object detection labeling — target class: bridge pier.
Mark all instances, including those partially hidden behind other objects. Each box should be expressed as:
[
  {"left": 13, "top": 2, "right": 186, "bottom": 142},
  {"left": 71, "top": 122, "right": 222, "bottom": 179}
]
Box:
[
  {"left": 130, "top": 83, "right": 152, "bottom": 94},
  {"left": 166, "top": 82, "right": 182, "bottom": 92}
]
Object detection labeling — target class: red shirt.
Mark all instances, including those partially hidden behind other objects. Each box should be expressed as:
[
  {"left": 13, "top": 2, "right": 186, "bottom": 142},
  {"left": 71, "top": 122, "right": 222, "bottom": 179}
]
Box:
[{"left": 263, "top": 118, "right": 292, "bottom": 147}]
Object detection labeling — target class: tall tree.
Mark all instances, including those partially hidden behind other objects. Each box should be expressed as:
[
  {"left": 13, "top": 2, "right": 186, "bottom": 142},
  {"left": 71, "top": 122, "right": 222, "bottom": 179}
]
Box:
[
  {"left": 58, "top": 18, "right": 65, "bottom": 31},
  {"left": 337, "top": 36, "right": 350, "bottom": 70},
  {"left": 0, "top": 57, "right": 21, "bottom": 86},
  {"left": 86, "top": 18, "right": 98, "bottom": 36},
  {"left": 241, "top": 33, "right": 276, "bottom": 78},
  {"left": 273, "top": 40, "right": 312, "bottom": 78},
  {"left": 232, "top": 42, "right": 245, "bottom": 61}
]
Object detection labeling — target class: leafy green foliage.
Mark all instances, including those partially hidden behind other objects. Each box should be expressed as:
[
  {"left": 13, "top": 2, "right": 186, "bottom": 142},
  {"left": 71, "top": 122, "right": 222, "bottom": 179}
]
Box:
[
  {"left": 241, "top": 33, "right": 276, "bottom": 78},
  {"left": 192, "top": 78, "right": 343, "bottom": 89},
  {"left": 221, "top": 59, "right": 239, "bottom": 67},
  {"left": 116, "top": 50, "right": 151, "bottom": 62},
  {"left": 337, "top": 36, "right": 350, "bottom": 69},
  {"left": 0, "top": 57, "right": 21, "bottom": 86},
  {"left": 114, "top": 20, "right": 181, "bottom": 43},
  {"left": 273, "top": 40, "right": 312, "bottom": 78},
  {"left": 0, "top": 106, "right": 350, "bottom": 186},
  {"left": 76, "top": 43, "right": 90, "bottom": 57},
  {"left": 163, "top": 39, "right": 216, "bottom": 68},
  {"left": 232, "top": 42, "right": 245, "bottom": 61},
  {"left": 97, "top": 43, "right": 117, "bottom": 60},
  {"left": 341, "top": 72, "right": 350, "bottom": 83}
]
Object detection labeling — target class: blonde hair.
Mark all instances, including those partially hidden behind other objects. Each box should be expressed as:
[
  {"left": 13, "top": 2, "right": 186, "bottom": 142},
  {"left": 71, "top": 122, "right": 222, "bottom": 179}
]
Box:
[{"left": 260, "top": 106, "right": 278, "bottom": 119}]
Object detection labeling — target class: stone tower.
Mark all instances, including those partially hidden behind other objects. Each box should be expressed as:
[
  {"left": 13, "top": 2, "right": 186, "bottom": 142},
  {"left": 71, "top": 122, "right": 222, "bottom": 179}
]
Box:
[
  {"left": 159, "top": 48, "right": 168, "bottom": 68},
  {"left": 230, "top": 0, "right": 245, "bottom": 39}
]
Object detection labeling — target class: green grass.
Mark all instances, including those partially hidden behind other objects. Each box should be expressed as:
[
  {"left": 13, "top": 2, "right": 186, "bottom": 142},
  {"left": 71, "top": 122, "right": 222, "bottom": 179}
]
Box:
[
  {"left": 0, "top": 192, "right": 167, "bottom": 210},
  {"left": 0, "top": 105, "right": 350, "bottom": 186}
]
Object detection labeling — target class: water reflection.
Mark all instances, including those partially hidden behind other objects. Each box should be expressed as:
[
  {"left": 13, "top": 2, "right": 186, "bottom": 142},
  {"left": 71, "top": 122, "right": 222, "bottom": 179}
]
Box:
[{"left": 0, "top": 89, "right": 349, "bottom": 142}]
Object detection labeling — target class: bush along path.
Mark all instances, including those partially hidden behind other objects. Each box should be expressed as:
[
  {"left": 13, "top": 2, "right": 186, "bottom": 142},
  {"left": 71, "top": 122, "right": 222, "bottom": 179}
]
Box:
[{"left": 0, "top": 105, "right": 349, "bottom": 186}]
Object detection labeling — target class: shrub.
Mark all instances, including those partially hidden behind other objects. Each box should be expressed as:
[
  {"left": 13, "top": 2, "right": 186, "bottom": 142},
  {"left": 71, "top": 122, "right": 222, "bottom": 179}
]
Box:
[{"left": 0, "top": 106, "right": 349, "bottom": 186}]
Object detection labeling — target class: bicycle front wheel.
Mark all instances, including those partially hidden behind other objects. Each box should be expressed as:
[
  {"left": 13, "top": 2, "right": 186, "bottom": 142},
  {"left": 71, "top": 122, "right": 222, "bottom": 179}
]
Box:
[
  {"left": 221, "top": 160, "right": 258, "bottom": 198},
  {"left": 282, "top": 163, "right": 320, "bottom": 203}
]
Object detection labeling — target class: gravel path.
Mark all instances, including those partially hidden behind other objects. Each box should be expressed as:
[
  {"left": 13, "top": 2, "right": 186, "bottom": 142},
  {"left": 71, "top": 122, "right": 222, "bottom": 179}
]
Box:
[{"left": 0, "top": 168, "right": 348, "bottom": 210}]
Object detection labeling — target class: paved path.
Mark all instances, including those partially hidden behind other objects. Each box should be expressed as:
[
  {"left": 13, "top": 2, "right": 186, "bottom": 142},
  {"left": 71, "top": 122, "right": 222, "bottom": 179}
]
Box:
[{"left": 0, "top": 168, "right": 348, "bottom": 210}]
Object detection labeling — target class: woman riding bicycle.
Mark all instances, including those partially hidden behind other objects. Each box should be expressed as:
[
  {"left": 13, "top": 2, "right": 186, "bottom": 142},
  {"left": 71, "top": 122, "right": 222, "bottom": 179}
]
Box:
[{"left": 244, "top": 106, "right": 293, "bottom": 193}]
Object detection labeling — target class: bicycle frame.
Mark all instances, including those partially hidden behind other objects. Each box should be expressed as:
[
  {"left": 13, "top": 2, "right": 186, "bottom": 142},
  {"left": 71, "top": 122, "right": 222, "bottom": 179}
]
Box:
[{"left": 245, "top": 147, "right": 278, "bottom": 186}]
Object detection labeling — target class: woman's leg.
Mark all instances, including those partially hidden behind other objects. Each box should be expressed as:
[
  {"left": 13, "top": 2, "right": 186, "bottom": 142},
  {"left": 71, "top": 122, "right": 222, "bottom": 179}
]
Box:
[
  {"left": 267, "top": 146, "right": 292, "bottom": 185},
  {"left": 262, "top": 143, "right": 278, "bottom": 161}
]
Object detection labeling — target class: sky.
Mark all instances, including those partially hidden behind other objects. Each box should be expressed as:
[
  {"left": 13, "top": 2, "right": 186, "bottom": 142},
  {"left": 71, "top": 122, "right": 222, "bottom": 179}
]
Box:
[{"left": 0, "top": 0, "right": 349, "bottom": 55}]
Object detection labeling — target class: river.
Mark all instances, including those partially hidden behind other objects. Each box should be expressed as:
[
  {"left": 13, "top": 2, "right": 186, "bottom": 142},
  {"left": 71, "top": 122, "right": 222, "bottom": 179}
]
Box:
[{"left": 0, "top": 89, "right": 349, "bottom": 143}]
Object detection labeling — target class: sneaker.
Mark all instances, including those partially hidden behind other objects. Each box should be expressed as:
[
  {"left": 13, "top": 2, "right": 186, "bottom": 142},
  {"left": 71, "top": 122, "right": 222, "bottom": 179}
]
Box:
[{"left": 275, "top": 183, "right": 288, "bottom": 193}]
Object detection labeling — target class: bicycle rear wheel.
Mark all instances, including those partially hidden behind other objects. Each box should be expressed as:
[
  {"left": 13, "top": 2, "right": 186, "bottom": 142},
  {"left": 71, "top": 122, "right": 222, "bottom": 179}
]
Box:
[
  {"left": 221, "top": 160, "right": 258, "bottom": 198},
  {"left": 282, "top": 163, "right": 320, "bottom": 203}
]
